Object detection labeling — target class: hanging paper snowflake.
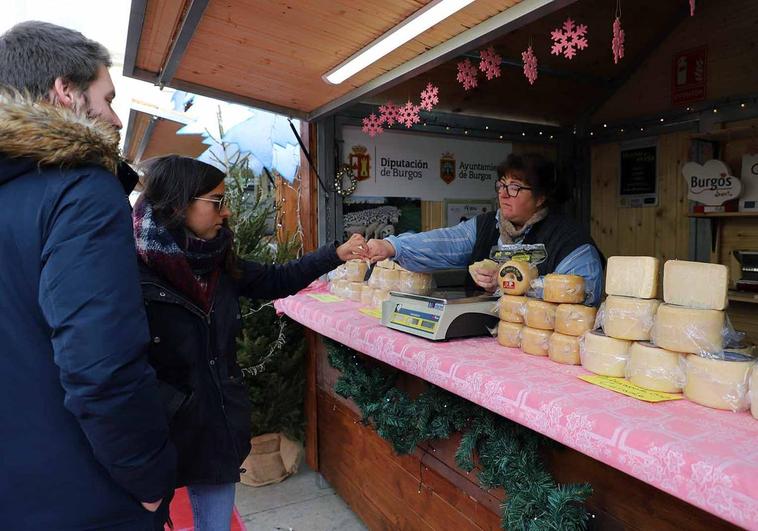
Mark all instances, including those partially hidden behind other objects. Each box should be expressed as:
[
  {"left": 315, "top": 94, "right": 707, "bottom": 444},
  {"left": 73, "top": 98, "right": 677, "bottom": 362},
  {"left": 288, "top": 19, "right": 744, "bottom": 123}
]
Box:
[
  {"left": 478, "top": 46, "right": 502, "bottom": 80},
  {"left": 550, "top": 18, "right": 589, "bottom": 60},
  {"left": 456, "top": 59, "right": 478, "bottom": 90},
  {"left": 419, "top": 83, "right": 439, "bottom": 111},
  {"left": 612, "top": 17, "right": 625, "bottom": 64},
  {"left": 521, "top": 45, "right": 538, "bottom": 85},
  {"left": 378, "top": 101, "right": 398, "bottom": 127},
  {"left": 397, "top": 100, "right": 420, "bottom": 129},
  {"left": 361, "top": 113, "right": 383, "bottom": 137},
  {"left": 689, "top": 0, "right": 695, "bottom": 16}
]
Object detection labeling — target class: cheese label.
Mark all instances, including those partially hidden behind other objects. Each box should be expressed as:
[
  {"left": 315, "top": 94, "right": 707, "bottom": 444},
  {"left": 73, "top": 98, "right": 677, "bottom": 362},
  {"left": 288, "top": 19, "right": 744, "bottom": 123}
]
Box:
[
  {"left": 499, "top": 265, "right": 524, "bottom": 290},
  {"left": 359, "top": 307, "right": 383, "bottom": 319},
  {"left": 578, "top": 375, "right": 684, "bottom": 402},
  {"left": 309, "top": 293, "right": 344, "bottom": 303}
]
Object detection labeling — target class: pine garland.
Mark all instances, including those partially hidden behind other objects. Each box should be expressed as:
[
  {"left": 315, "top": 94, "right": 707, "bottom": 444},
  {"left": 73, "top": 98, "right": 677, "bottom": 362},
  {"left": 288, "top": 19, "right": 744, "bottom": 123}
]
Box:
[{"left": 326, "top": 339, "right": 592, "bottom": 530}]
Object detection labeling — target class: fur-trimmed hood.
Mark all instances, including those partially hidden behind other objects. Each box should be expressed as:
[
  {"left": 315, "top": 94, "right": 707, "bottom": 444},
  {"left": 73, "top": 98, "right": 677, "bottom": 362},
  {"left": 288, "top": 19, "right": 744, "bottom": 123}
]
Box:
[{"left": 0, "top": 91, "right": 120, "bottom": 186}]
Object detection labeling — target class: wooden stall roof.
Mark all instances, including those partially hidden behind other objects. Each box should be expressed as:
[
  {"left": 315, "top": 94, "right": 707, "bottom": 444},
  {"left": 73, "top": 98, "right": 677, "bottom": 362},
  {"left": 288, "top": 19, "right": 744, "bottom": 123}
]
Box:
[
  {"left": 123, "top": 104, "right": 206, "bottom": 164},
  {"left": 123, "top": 0, "right": 579, "bottom": 120}
]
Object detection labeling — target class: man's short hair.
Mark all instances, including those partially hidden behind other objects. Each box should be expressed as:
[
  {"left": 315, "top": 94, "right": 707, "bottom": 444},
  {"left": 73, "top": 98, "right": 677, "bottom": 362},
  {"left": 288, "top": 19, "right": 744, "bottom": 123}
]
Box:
[{"left": 0, "top": 21, "right": 111, "bottom": 99}]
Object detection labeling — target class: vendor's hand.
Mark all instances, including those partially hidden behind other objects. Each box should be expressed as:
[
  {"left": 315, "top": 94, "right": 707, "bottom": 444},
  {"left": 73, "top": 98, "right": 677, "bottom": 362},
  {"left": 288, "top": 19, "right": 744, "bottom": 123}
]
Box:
[
  {"left": 472, "top": 269, "right": 498, "bottom": 293},
  {"left": 367, "top": 238, "right": 396, "bottom": 263},
  {"left": 141, "top": 499, "right": 162, "bottom": 512},
  {"left": 336, "top": 233, "right": 369, "bottom": 261}
]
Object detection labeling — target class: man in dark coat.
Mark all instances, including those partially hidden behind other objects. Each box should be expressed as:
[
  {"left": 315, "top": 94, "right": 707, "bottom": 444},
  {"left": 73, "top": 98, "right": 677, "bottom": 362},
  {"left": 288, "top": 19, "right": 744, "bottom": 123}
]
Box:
[{"left": 0, "top": 21, "right": 175, "bottom": 530}]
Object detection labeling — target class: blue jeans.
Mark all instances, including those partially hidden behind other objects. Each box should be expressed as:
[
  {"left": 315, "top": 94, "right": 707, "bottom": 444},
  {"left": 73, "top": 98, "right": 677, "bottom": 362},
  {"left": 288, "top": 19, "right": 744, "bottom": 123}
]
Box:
[{"left": 187, "top": 483, "right": 236, "bottom": 531}]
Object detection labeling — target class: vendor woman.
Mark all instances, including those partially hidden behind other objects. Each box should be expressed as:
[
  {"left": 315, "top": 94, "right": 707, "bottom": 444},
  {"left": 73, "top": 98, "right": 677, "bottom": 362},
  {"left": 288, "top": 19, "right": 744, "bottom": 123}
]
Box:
[{"left": 366, "top": 153, "right": 604, "bottom": 306}]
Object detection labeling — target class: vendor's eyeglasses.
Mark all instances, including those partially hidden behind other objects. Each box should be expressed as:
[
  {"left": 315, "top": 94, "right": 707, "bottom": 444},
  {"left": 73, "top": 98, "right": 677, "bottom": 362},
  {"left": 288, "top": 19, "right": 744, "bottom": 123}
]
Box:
[
  {"left": 193, "top": 194, "right": 227, "bottom": 211},
  {"left": 495, "top": 181, "right": 532, "bottom": 198}
]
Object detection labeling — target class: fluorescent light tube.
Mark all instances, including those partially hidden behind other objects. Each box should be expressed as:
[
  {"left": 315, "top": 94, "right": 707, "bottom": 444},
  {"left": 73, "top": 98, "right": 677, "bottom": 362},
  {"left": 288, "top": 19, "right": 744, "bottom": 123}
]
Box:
[{"left": 323, "top": 0, "right": 475, "bottom": 85}]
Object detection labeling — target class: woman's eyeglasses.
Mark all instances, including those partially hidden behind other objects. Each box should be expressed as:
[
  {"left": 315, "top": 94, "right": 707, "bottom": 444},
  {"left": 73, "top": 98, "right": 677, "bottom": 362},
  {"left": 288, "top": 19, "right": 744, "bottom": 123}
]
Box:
[
  {"left": 193, "top": 194, "right": 227, "bottom": 211},
  {"left": 495, "top": 181, "right": 532, "bottom": 198}
]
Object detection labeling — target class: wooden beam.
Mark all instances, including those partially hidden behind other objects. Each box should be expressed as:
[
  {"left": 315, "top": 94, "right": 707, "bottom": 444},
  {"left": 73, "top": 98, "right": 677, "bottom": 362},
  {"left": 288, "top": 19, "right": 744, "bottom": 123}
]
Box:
[
  {"left": 134, "top": 115, "right": 159, "bottom": 164},
  {"left": 156, "top": 0, "right": 210, "bottom": 88},
  {"left": 123, "top": 0, "right": 147, "bottom": 77}
]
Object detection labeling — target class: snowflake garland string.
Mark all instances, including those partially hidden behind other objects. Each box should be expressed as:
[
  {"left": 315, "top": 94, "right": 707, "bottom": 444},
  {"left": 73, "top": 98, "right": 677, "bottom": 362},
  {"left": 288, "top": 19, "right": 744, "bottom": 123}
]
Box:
[
  {"left": 397, "top": 100, "right": 421, "bottom": 129},
  {"left": 456, "top": 58, "right": 478, "bottom": 90},
  {"left": 478, "top": 46, "right": 502, "bottom": 80},
  {"left": 419, "top": 83, "right": 439, "bottom": 112},
  {"left": 521, "top": 45, "right": 538, "bottom": 85},
  {"left": 361, "top": 113, "right": 384, "bottom": 137},
  {"left": 689, "top": 0, "right": 695, "bottom": 16},
  {"left": 378, "top": 101, "right": 399, "bottom": 127},
  {"left": 612, "top": 16, "right": 625, "bottom": 64},
  {"left": 550, "top": 18, "right": 589, "bottom": 60}
]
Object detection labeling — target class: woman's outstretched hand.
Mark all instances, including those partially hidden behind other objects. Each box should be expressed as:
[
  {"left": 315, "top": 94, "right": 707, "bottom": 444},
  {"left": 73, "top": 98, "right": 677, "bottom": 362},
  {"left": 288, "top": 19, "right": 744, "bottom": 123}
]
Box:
[{"left": 336, "top": 233, "right": 370, "bottom": 261}]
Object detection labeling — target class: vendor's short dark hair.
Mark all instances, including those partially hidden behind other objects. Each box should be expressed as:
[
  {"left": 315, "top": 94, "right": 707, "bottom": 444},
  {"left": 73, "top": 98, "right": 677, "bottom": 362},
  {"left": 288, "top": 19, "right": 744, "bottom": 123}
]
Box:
[
  {"left": 497, "top": 153, "right": 567, "bottom": 207},
  {"left": 0, "top": 21, "right": 111, "bottom": 99}
]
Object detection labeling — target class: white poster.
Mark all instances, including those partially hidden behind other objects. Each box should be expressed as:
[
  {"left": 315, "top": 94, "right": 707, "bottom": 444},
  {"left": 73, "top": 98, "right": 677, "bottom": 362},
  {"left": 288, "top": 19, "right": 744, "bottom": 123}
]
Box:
[{"left": 341, "top": 126, "right": 511, "bottom": 201}]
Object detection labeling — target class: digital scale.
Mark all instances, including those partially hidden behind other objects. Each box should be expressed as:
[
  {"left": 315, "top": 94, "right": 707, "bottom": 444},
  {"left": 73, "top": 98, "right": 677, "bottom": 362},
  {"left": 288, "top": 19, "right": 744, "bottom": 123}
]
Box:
[{"left": 381, "top": 290, "right": 499, "bottom": 341}]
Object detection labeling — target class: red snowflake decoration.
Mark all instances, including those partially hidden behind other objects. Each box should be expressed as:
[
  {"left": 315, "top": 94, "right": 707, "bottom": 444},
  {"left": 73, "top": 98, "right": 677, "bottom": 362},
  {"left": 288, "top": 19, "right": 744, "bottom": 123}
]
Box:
[
  {"left": 689, "top": 0, "right": 695, "bottom": 16},
  {"left": 419, "top": 83, "right": 439, "bottom": 111},
  {"left": 612, "top": 16, "right": 625, "bottom": 64},
  {"left": 397, "top": 100, "right": 420, "bottom": 129},
  {"left": 478, "top": 46, "right": 502, "bottom": 80},
  {"left": 361, "top": 113, "right": 384, "bottom": 137},
  {"left": 550, "top": 18, "right": 589, "bottom": 60},
  {"left": 456, "top": 59, "right": 478, "bottom": 90},
  {"left": 378, "top": 101, "right": 399, "bottom": 127},
  {"left": 521, "top": 45, "right": 538, "bottom": 85}
]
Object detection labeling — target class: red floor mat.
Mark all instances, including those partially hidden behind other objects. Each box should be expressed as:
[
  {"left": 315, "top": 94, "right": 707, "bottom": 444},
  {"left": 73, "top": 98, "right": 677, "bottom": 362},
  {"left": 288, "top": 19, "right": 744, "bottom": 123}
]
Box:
[{"left": 166, "top": 487, "right": 246, "bottom": 531}]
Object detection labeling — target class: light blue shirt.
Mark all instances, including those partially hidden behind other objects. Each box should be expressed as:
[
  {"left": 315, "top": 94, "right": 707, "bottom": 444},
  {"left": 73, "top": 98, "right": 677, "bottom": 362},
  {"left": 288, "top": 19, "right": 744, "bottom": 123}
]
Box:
[{"left": 385, "top": 211, "right": 604, "bottom": 306}]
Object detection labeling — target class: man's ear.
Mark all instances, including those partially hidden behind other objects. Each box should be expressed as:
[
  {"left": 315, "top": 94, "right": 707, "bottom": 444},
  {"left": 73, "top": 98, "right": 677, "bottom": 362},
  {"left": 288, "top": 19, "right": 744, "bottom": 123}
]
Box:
[{"left": 49, "top": 77, "right": 77, "bottom": 107}]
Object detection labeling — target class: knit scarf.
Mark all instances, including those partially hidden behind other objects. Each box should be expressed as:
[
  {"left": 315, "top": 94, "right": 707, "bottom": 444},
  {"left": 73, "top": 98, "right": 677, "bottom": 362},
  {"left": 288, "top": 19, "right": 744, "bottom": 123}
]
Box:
[
  {"left": 498, "top": 208, "right": 549, "bottom": 244},
  {"left": 133, "top": 198, "right": 230, "bottom": 312}
]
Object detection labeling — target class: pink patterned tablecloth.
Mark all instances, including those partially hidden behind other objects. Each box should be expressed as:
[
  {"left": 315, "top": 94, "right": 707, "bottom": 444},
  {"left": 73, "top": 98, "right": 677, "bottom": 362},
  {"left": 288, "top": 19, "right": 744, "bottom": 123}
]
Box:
[{"left": 275, "top": 281, "right": 758, "bottom": 529}]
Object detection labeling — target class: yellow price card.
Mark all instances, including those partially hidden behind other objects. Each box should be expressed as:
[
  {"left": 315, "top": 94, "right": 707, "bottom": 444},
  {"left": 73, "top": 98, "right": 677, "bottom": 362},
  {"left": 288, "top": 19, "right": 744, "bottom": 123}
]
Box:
[
  {"left": 578, "top": 375, "right": 684, "bottom": 403},
  {"left": 359, "top": 307, "right": 383, "bottom": 319},
  {"left": 308, "top": 293, "right": 343, "bottom": 303}
]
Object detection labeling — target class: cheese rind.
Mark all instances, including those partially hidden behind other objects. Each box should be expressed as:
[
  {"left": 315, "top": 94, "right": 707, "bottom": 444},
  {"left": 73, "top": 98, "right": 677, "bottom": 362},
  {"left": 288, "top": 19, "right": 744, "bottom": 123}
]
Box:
[
  {"left": 555, "top": 304, "right": 597, "bottom": 336},
  {"left": 498, "top": 260, "right": 537, "bottom": 295},
  {"left": 684, "top": 353, "right": 753, "bottom": 411},
  {"left": 602, "top": 295, "right": 660, "bottom": 341},
  {"left": 580, "top": 330, "right": 632, "bottom": 377},
  {"left": 663, "top": 260, "right": 729, "bottom": 310},
  {"left": 627, "top": 342, "right": 684, "bottom": 393},
  {"left": 360, "top": 285, "right": 375, "bottom": 306},
  {"left": 548, "top": 332, "right": 581, "bottom": 365},
  {"left": 521, "top": 327, "right": 551, "bottom": 356},
  {"left": 543, "top": 274, "right": 585, "bottom": 304},
  {"left": 499, "top": 295, "right": 527, "bottom": 323},
  {"left": 652, "top": 304, "right": 724, "bottom": 354},
  {"left": 524, "top": 299, "right": 557, "bottom": 330},
  {"left": 497, "top": 321, "right": 523, "bottom": 348},
  {"left": 605, "top": 256, "right": 660, "bottom": 298}
]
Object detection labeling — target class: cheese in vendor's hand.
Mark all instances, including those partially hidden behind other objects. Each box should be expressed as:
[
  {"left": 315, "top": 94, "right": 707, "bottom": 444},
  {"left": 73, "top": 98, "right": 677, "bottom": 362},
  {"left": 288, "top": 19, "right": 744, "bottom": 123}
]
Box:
[{"left": 468, "top": 258, "right": 499, "bottom": 277}]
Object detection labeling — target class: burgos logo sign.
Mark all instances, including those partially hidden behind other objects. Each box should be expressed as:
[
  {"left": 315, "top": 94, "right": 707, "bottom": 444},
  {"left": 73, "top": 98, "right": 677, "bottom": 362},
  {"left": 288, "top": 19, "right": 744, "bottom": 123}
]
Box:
[{"left": 682, "top": 159, "right": 742, "bottom": 205}]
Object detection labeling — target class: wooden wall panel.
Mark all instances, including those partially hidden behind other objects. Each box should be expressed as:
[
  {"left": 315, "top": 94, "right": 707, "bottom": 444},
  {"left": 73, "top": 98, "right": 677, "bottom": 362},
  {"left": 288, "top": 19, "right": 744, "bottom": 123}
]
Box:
[{"left": 136, "top": 0, "right": 186, "bottom": 74}]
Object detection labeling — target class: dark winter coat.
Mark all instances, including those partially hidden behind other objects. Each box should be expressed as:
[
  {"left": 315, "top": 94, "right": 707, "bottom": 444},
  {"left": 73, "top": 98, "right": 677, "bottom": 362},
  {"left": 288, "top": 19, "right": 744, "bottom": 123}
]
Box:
[
  {"left": 0, "top": 93, "right": 175, "bottom": 530},
  {"left": 139, "top": 244, "right": 342, "bottom": 486}
]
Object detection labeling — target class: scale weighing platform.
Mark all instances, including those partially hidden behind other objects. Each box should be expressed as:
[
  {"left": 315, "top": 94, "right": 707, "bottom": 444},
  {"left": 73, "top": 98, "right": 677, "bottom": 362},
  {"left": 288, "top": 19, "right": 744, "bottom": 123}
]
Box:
[{"left": 381, "top": 290, "right": 499, "bottom": 341}]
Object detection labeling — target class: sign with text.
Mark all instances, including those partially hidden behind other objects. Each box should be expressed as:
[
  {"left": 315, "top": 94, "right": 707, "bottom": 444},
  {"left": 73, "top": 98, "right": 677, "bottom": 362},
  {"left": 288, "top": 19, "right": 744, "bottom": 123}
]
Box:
[
  {"left": 672, "top": 46, "right": 707, "bottom": 106},
  {"left": 683, "top": 159, "right": 742, "bottom": 206},
  {"left": 342, "top": 126, "right": 511, "bottom": 201},
  {"left": 619, "top": 145, "right": 658, "bottom": 207}
]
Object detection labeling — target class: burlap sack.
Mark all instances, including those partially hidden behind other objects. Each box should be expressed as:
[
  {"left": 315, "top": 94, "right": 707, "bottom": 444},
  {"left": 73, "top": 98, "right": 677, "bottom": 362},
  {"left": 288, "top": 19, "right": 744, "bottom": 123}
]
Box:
[{"left": 240, "top": 432, "right": 303, "bottom": 487}]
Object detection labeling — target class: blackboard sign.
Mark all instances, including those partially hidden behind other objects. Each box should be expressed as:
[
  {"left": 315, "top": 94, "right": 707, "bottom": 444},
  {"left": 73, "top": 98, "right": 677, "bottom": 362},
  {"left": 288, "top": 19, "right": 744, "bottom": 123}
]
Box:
[{"left": 620, "top": 145, "right": 657, "bottom": 207}]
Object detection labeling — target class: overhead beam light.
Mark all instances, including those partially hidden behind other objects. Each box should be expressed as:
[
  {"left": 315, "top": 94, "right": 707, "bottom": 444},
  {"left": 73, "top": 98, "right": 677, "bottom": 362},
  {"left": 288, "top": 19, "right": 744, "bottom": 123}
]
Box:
[{"left": 323, "top": 0, "right": 475, "bottom": 85}]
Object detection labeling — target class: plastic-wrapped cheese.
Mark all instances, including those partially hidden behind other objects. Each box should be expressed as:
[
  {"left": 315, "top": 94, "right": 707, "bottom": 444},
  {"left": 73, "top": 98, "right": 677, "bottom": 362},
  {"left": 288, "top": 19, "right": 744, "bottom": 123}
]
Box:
[
  {"left": 652, "top": 304, "right": 724, "bottom": 355},
  {"left": 605, "top": 256, "right": 659, "bottom": 299},
  {"left": 367, "top": 266, "right": 382, "bottom": 288},
  {"left": 555, "top": 304, "right": 597, "bottom": 336},
  {"left": 345, "top": 282, "right": 364, "bottom": 302},
  {"left": 548, "top": 332, "right": 581, "bottom": 365},
  {"left": 663, "top": 260, "right": 729, "bottom": 310},
  {"left": 626, "top": 342, "right": 684, "bottom": 393},
  {"left": 524, "top": 299, "right": 557, "bottom": 330},
  {"left": 331, "top": 279, "right": 349, "bottom": 297},
  {"left": 398, "top": 270, "right": 432, "bottom": 295},
  {"left": 498, "top": 260, "right": 537, "bottom": 295},
  {"left": 499, "top": 295, "right": 527, "bottom": 323},
  {"left": 377, "top": 259, "right": 396, "bottom": 270},
  {"left": 543, "top": 274, "right": 585, "bottom": 304},
  {"left": 602, "top": 295, "right": 660, "bottom": 341},
  {"left": 521, "top": 327, "right": 551, "bottom": 356},
  {"left": 377, "top": 268, "right": 401, "bottom": 292},
  {"left": 684, "top": 352, "right": 753, "bottom": 411},
  {"left": 497, "top": 321, "right": 523, "bottom": 348},
  {"left": 345, "top": 259, "right": 368, "bottom": 281},
  {"left": 580, "top": 330, "right": 632, "bottom": 377},
  {"left": 372, "top": 289, "right": 390, "bottom": 309},
  {"left": 469, "top": 259, "right": 499, "bottom": 279},
  {"left": 360, "top": 285, "right": 375, "bottom": 306},
  {"left": 751, "top": 367, "right": 758, "bottom": 420}
]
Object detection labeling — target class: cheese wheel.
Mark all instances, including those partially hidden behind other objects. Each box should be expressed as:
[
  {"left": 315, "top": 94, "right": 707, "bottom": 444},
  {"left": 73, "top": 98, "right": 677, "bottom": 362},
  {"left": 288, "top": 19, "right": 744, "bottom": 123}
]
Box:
[
  {"left": 652, "top": 304, "right": 724, "bottom": 355},
  {"left": 684, "top": 353, "right": 753, "bottom": 411},
  {"left": 521, "top": 327, "right": 551, "bottom": 356},
  {"left": 360, "top": 285, "right": 375, "bottom": 306},
  {"left": 497, "top": 321, "right": 523, "bottom": 348},
  {"left": 663, "top": 260, "right": 729, "bottom": 310},
  {"left": 498, "top": 260, "right": 537, "bottom": 295},
  {"left": 751, "top": 367, "right": 758, "bottom": 419},
  {"left": 524, "top": 299, "right": 557, "bottom": 330},
  {"left": 398, "top": 270, "right": 432, "bottom": 295},
  {"left": 499, "top": 295, "right": 527, "bottom": 323},
  {"left": 331, "top": 279, "right": 349, "bottom": 297},
  {"left": 555, "top": 304, "right": 597, "bottom": 336},
  {"left": 548, "top": 332, "right": 581, "bottom": 365},
  {"left": 580, "top": 330, "right": 632, "bottom": 377},
  {"left": 372, "top": 289, "right": 390, "bottom": 309},
  {"left": 627, "top": 342, "right": 684, "bottom": 393},
  {"left": 345, "top": 259, "right": 368, "bottom": 282},
  {"left": 543, "top": 274, "right": 585, "bottom": 304},
  {"left": 346, "top": 282, "right": 364, "bottom": 302},
  {"left": 367, "top": 266, "right": 382, "bottom": 288},
  {"left": 602, "top": 295, "right": 660, "bottom": 341},
  {"left": 605, "top": 256, "right": 660, "bottom": 299},
  {"left": 377, "top": 259, "right": 396, "bottom": 270},
  {"left": 377, "top": 269, "right": 401, "bottom": 291}
]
